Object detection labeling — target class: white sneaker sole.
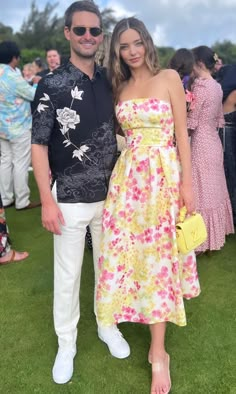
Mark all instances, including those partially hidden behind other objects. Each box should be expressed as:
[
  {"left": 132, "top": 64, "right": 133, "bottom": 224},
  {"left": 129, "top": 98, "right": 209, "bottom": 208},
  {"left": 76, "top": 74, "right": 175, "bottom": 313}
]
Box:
[{"left": 53, "top": 374, "right": 73, "bottom": 385}]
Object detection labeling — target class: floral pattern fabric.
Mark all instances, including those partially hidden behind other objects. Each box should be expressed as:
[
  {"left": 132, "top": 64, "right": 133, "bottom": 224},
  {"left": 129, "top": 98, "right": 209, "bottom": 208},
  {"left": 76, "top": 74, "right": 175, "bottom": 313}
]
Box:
[
  {"left": 187, "top": 78, "right": 234, "bottom": 251},
  {"left": 0, "top": 64, "right": 35, "bottom": 140},
  {"left": 96, "top": 98, "right": 200, "bottom": 327}
]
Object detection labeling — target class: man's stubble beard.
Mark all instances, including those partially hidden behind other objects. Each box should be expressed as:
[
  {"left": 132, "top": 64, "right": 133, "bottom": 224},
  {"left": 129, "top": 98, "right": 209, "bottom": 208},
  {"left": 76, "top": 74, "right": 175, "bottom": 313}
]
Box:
[{"left": 73, "top": 46, "right": 97, "bottom": 60}]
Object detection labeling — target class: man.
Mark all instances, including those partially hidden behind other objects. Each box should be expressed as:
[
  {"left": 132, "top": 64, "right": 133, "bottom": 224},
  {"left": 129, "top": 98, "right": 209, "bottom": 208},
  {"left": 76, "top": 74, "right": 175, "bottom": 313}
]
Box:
[
  {"left": 217, "top": 63, "right": 236, "bottom": 100},
  {"left": 0, "top": 41, "right": 40, "bottom": 210},
  {"left": 31, "top": 1, "right": 130, "bottom": 385},
  {"left": 37, "top": 48, "right": 61, "bottom": 77}
]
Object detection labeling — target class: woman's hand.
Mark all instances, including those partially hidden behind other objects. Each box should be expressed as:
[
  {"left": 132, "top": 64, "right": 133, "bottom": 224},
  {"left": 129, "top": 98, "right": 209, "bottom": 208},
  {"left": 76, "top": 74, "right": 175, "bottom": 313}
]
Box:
[{"left": 179, "top": 183, "right": 195, "bottom": 214}]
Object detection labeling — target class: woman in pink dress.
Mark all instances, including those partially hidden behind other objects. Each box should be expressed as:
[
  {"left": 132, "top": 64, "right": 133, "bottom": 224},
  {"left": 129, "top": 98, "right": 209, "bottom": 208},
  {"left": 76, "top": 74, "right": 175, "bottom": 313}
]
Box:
[{"left": 187, "top": 46, "right": 234, "bottom": 253}]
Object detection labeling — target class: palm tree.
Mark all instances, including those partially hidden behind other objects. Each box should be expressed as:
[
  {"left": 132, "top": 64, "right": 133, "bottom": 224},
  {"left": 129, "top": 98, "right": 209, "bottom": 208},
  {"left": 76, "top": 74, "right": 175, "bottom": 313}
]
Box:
[
  {"left": 88, "top": 0, "right": 118, "bottom": 32},
  {"left": 101, "top": 8, "right": 118, "bottom": 32}
]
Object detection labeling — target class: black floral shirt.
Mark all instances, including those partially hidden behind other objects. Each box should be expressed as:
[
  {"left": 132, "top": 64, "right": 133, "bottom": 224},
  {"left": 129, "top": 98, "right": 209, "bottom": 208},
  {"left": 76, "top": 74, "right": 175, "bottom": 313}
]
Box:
[{"left": 32, "top": 61, "right": 117, "bottom": 203}]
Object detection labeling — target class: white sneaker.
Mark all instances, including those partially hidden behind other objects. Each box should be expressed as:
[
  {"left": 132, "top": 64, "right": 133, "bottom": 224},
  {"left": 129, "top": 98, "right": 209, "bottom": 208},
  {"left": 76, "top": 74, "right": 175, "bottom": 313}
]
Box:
[
  {"left": 52, "top": 347, "right": 76, "bottom": 384},
  {"left": 98, "top": 325, "right": 130, "bottom": 359}
]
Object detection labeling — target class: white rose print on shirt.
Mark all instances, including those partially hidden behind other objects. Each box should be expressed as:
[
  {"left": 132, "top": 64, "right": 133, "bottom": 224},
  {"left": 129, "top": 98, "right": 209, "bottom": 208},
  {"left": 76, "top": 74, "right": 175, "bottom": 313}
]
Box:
[
  {"left": 38, "top": 87, "right": 90, "bottom": 161},
  {"left": 56, "top": 107, "right": 80, "bottom": 134}
]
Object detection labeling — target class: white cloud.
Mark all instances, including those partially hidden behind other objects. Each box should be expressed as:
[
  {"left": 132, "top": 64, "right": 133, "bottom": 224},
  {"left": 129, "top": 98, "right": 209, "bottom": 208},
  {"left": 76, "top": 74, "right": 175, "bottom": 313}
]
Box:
[
  {"left": 106, "top": 1, "right": 134, "bottom": 18},
  {"left": 106, "top": 0, "right": 236, "bottom": 48},
  {"left": 152, "top": 25, "right": 169, "bottom": 47}
]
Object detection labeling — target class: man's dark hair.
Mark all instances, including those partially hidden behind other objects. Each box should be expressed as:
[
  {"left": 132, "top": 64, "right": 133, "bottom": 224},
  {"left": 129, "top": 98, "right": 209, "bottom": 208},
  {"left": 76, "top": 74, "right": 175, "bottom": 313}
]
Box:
[
  {"left": 64, "top": 1, "right": 102, "bottom": 29},
  {"left": 0, "top": 41, "right": 20, "bottom": 64},
  {"left": 46, "top": 48, "right": 60, "bottom": 56},
  {"left": 34, "top": 57, "right": 44, "bottom": 68}
]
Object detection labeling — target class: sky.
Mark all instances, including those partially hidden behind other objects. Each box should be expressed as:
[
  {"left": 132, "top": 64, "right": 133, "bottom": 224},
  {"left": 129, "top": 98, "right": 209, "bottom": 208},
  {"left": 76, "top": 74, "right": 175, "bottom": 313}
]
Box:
[{"left": 1, "top": 0, "right": 236, "bottom": 48}]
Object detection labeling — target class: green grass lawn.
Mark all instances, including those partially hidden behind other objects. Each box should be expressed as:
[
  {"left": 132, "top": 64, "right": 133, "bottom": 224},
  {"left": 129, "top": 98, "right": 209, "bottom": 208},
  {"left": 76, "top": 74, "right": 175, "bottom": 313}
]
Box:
[{"left": 1, "top": 174, "right": 236, "bottom": 394}]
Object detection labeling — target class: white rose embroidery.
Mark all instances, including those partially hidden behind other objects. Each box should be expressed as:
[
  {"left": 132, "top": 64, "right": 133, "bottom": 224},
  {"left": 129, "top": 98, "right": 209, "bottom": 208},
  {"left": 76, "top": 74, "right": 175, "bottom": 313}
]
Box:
[
  {"left": 72, "top": 145, "right": 90, "bottom": 161},
  {"left": 40, "top": 93, "right": 50, "bottom": 101},
  {"left": 56, "top": 107, "right": 80, "bottom": 131},
  {"left": 54, "top": 90, "right": 90, "bottom": 161},
  {"left": 63, "top": 139, "right": 71, "bottom": 147},
  {"left": 71, "top": 87, "right": 84, "bottom": 100},
  {"left": 60, "top": 126, "right": 69, "bottom": 135},
  {"left": 37, "top": 103, "right": 49, "bottom": 113}
]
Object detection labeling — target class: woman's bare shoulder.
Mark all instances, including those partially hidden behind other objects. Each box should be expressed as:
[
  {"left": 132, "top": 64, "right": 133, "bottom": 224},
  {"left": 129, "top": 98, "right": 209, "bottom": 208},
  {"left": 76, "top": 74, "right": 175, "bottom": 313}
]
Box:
[
  {"left": 156, "top": 68, "right": 180, "bottom": 80},
  {"left": 152, "top": 69, "right": 181, "bottom": 87}
]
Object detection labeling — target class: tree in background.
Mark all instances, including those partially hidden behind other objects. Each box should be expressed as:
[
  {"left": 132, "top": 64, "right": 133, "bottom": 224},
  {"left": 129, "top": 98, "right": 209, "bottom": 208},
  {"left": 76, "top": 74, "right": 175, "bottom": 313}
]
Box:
[
  {"left": 101, "top": 8, "right": 117, "bottom": 32},
  {"left": 15, "top": 1, "right": 67, "bottom": 53},
  {"left": 158, "top": 47, "right": 175, "bottom": 68},
  {"left": 19, "top": 48, "right": 46, "bottom": 70},
  {"left": 0, "top": 23, "right": 14, "bottom": 42},
  {"left": 212, "top": 40, "right": 236, "bottom": 64}
]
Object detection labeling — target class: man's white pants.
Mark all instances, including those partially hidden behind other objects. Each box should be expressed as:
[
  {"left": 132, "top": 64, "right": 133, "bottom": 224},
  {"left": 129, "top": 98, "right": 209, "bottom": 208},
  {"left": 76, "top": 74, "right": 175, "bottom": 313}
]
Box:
[
  {"left": 52, "top": 184, "right": 104, "bottom": 350},
  {"left": 0, "top": 131, "right": 31, "bottom": 209}
]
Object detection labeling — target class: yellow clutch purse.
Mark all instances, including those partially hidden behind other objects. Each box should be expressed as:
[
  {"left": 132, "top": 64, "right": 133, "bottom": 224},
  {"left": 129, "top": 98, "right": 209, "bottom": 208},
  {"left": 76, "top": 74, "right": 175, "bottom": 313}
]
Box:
[{"left": 176, "top": 206, "right": 207, "bottom": 254}]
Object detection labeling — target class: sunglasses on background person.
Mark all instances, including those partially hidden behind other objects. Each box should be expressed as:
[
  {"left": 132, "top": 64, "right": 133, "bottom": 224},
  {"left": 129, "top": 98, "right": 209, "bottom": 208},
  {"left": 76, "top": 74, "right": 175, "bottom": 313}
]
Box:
[{"left": 72, "top": 26, "right": 103, "bottom": 37}]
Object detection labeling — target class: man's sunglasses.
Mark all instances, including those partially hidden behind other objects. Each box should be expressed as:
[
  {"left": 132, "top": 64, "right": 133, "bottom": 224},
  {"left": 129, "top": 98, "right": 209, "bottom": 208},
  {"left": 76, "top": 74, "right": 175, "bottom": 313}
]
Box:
[{"left": 72, "top": 26, "right": 102, "bottom": 37}]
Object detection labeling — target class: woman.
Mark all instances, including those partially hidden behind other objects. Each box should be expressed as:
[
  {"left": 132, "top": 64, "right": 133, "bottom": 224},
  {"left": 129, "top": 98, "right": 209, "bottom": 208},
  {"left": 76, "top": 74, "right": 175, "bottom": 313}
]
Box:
[
  {"left": 31, "top": 57, "right": 46, "bottom": 76},
  {"left": 0, "top": 193, "right": 29, "bottom": 265},
  {"left": 187, "top": 46, "right": 234, "bottom": 252},
  {"left": 218, "top": 64, "right": 236, "bottom": 226},
  {"left": 96, "top": 17, "right": 200, "bottom": 394},
  {"left": 168, "top": 48, "right": 195, "bottom": 112},
  {"left": 168, "top": 48, "right": 194, "bottom": 87},
  {"left": 22, "top": 63, "right": 34, "bottom": 83}
]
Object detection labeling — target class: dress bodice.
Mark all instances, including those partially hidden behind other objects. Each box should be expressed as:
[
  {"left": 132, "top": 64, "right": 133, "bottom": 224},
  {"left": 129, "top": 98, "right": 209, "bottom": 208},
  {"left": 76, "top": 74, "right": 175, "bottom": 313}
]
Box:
[{"left": 115, "top": 98, "right": 174, "bottom": 148}]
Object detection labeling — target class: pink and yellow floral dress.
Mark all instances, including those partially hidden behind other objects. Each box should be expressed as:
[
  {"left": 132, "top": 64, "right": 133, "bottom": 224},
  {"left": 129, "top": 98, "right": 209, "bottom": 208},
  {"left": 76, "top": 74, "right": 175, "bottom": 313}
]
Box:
[{"left": 96, "top": 98, "right": 200, "bottom": 327}]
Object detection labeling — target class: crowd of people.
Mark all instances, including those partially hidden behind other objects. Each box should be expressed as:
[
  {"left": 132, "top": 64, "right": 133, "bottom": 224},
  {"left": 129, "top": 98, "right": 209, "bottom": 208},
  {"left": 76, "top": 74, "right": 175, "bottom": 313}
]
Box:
[{"left": 0, "top": 1, "right": 235, "bottom": 393}]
